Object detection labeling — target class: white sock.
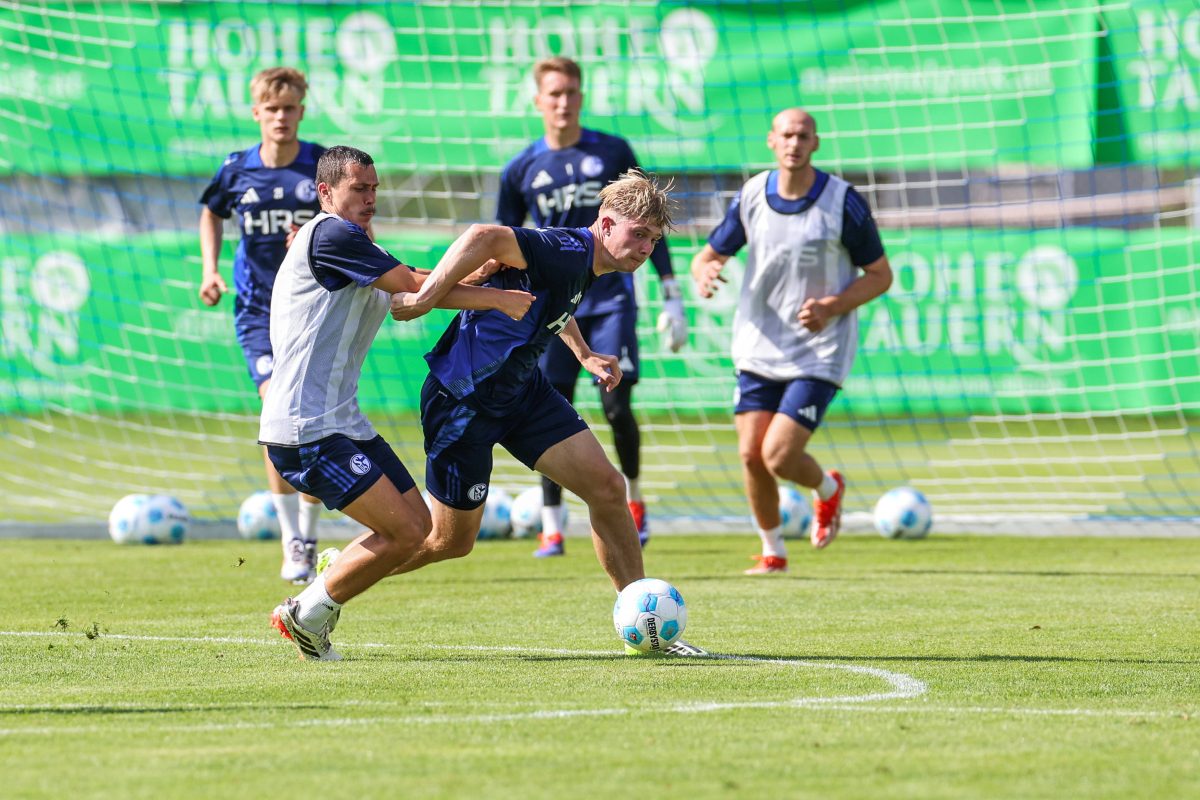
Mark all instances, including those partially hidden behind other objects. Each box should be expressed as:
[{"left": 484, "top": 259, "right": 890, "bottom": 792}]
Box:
[
  {"left": 295, "top": 574, "right": 342, "bottom": 632},
  {"left": 757, "top": 525, "right": 786, "bottom": 558},
  {"left": 299, "top": 498, "right": 322, "bottom": 544},
  {"left": 542, "top": 505, "right": 564, "bottom": 536},
  {"left": 625, "top": 477, "right": 642, "bottom": 503},
  {"left": 816, "top": 472, "right": 838, "bottom": 501},
  {"left": 272, "top": 492, "right": 302, "bottom": 547}
]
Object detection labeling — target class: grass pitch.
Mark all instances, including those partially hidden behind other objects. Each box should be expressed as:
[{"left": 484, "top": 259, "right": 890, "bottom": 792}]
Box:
[{"left": 3, "top": 533, "right": 1197, "bottom": 799}]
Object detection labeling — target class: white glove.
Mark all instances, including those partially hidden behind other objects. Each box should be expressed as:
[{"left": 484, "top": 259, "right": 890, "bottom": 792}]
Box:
[{"left": 656, "top": 278, "right": 688, "bottom": 352}]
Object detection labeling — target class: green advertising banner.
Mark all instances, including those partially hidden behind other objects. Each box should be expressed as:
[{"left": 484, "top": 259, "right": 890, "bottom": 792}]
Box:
[
  {"left": 2, "top": 227, "right": 1197, "bottom": 418},
  {"left": 1104, "top": 0, "right": 1200, "bottom": 166},
  {"left": 0, "top": 0, "right": 1099, "bottom": 176}
]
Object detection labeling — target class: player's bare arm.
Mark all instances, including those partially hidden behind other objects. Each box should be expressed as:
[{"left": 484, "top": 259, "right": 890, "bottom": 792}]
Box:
[
  {"left": 379, "top": 264, "right": 533, "bottom": 322},
  {"left": 559, "top": 317, "right": 622, "bottom": 391},
  {"left": 689, "top": 244, "right": 730, "bottom": 299},
  {"left": 392, "top": 225, "right": 528, "bottom": 319},
  {"left": 797, "top": 254, "right": 893, "bottom": 333},
  {"left": 198, "top": 207, "right": 228, "bottom": 306}
]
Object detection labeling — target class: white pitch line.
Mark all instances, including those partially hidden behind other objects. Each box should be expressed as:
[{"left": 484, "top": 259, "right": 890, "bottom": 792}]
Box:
[{"left": 17, "top": 632, "right": 1183, "bottom": 730}]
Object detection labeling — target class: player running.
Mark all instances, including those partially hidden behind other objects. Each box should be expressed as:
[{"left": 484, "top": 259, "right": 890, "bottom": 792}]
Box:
[
  {"left": 690, "top": 108, "right": 892, "bottom": 574},
  {"left": 497, "top": 56, "right": 688, "bottom": 557}
]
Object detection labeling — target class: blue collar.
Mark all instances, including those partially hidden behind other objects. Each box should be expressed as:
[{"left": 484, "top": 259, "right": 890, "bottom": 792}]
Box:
[{"left": 765, "top": 169, "right": 829, "bottom": 214}]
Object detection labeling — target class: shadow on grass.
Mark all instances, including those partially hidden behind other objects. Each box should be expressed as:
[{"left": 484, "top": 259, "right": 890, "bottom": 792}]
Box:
[
  {"left": 878, "top": 568, "right": 1199, "bottom": 579},
  {"left": 0, "top": 703, "right": 334, "bottom": 716}
]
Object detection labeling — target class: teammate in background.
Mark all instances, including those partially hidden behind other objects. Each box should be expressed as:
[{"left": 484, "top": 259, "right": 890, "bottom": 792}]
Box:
[
  {"left": 690, "top": 108, "right": 892, "bottom": 575},
  {"left": 497, "top": 56, "right": 687, "bottom": 558},
  {"left": 265, "top": 146, "right": 534, "bottom": 661},
  {"left": 301, "top": 170, "right": 704, "bottom": 660},
  {"left": 198, "top": 67, "right": 327, "bottom": 584}
]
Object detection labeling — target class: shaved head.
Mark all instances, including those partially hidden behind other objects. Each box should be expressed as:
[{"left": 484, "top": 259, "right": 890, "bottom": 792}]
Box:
[{"left": 772, "top": 107, "right": 817, "bottom": 134}]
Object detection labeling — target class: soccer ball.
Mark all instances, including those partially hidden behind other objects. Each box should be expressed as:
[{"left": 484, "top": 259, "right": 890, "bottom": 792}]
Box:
[
  {"left": 874, "top": 487, "right": 933, "bottom": 539},
  {"left": 778, "top": 486, "right": 813, "bottom": 539},
  {"left": 509, "top": 487, "right": 542, "bottom": 539},
  {"left": 108, "top": 493, "right": 151, "bottom": 544},
  {"left": 109, "top": 493, "right": 188, "bottom": 545},
  {"left": 237, "top": 491, "right": 280, "bottom": 540},
  {"left": 477, "top": 487, "right": 513, "bottom": 540},
  {"left": 614, "top": 578, "right": 687, "bottom": 654}
]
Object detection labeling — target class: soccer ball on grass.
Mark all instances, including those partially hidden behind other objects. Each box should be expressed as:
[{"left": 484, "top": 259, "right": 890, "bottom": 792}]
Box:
[
  {"left": 237, "top": 490, "right": 280, "bottom": 540},
  {"left": 477, "top": 487, "right": 513, "bottom": 540},
  {"left": 873, "top": 487, "right": 933, "bottom": 539},
  {"left": 109, "top": 493, "right": 189, "bottom": 545},
  {"left": 613, "top": 578, "right": 687, "bottom": 654},
  {"left": 778, "top": 486, "right": 813, "bottom": 539}
]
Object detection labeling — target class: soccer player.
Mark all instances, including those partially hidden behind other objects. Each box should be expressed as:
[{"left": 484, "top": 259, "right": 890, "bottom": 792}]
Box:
[
  {"left": 264, "top": 146, "right": 534, "bottom": 661},
  {"left": 198, "top": 67, "right": 328, "bottom": 584},
  {"left": 496, "top": 56, "right": 688, "bottom": 557},
  {"left": 690, "top": 108, "right": 893, "bottom": 575},
  {"left": 294, "top": 169, "right": 704, "bottom": 660}
]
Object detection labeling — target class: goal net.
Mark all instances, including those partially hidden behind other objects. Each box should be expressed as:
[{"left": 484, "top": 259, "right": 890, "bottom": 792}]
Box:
[{"left": 2, "top": 0, "right": 1197, "bottom": 536}]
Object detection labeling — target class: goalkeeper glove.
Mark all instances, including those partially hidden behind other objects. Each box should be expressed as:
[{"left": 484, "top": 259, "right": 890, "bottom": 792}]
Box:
[{"left": 656, "top": 277, "right": 688, "bottom": 353}]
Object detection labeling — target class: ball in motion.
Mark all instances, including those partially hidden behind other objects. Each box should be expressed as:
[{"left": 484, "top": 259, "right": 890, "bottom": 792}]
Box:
[
  {"left": 237, "top": 490, "right": 280, "bottom": 540},
  {"left": 778, "top": 486, "right": 813, "bottom": 539},
  {"left": 873, "top": 487, "right": 933, "bottom": 539},
  {"left": 109, "top": 493, "right": 188, "bottom": 545},
  {"left": 477, "top": 487, "right": 513, "bottom": 540},
  {"left": 613, "top": 578, "right": 687, "bottom": 654}
]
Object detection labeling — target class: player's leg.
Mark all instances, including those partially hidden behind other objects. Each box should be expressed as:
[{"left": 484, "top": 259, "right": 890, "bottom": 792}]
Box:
[
  {"left": 237, "top": 314, "right": 316, "bottom": 583},
  {"left": 590, "top": 309, "right": 648, "bottom": 546},
  {"left": 735, "top": 410, "right": 789, "bottom": 574},
  {"left": 502, "top": 376, "right": 643, "bottom": 589},
  {"left": 535, "top": 429, "right": 644, "bottom": 590},
  {"left": 384, "top": 498, "right": 486, "bottom": 576},
  {"left": 759, "top": 378, "right": 845, "bottom": 549},
  {"left": 535, "top": 338, "right": 582, "bottom": 557},
  {"left": 267, "top": 434, "right": 428, "bottom": 660}
]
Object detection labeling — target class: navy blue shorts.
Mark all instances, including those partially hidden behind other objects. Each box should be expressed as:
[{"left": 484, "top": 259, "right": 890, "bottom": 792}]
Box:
[
  {"left": 539, "top": 309, "right": 639, "bottom": 386},
  {"left": 266, "top": 434, "right": 416, "bottom": 511},
  {"left": 421, "top": 372, "right": 590, "bottom": 510},
  {"left": 234, "top": 306, "right": 273, "bottom": 388},
  {"left": 734, "top": 372, "right": 840, "bottom": 432}
]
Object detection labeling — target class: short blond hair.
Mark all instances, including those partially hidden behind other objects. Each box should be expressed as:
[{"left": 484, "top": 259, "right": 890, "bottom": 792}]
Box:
[
  {"left": 533, "top": 56, "right": 582, "bottom": 88},
  {"left": 598, "top": 169, "right": 675, "bottom": 231},
  {"left": 250, "top": 67, "right": 308, "bottom": 104}
]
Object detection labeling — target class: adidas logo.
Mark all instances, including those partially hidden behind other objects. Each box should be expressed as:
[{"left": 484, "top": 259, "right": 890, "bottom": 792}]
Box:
[
  {"left": 530, "top": 170, "right": 554, "bottom": 189},
  {"left": 239, "top": 187, "right": 261, "bottom": 205},
  {"left": 797, "top": 405, "right": 818, "bottom": 422}
]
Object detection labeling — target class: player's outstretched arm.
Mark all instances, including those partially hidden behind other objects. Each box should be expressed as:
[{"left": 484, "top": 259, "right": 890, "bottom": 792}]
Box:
[
  {"left": 797, "top": 254, "right": 893, "bottom": 333},
  {"left": 689, "top": 244, "right": 730, "bottom": 300},
  {"left": 392, "top": 278, "right": 532, "bottom": 322},
  {"left": 391, "top": 225, "right": 527, "bottom": 320},
  {"left": 198, "top": 207, "right": 228, "bottom": 306},
  {"left": 559, "top": 317, "right": 621, "bottom": 391},
  {"left": 656, "top": 276, "right": 688, "bottom": 352}
]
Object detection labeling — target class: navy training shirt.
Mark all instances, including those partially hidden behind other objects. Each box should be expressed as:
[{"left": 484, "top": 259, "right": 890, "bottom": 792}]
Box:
[
  {"left": 708, "top": 169, "right": 885, "bottom": 267},
  {"left": 496, "top": 128, "right": 671, "bottom": 317},
  {"left": 425, "top": 226, "right": 597, "bottom": 414},
  {"left": 199, "top": 140, "right": 326, "bottom": 314},
  {"left": 308, "top": 216, "right": 405, "bottom": 289}
]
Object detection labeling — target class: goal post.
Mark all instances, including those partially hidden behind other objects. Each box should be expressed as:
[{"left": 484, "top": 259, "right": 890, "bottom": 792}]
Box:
[{"left": 1, "top": 0, "right": 1197, "bottom": 535}]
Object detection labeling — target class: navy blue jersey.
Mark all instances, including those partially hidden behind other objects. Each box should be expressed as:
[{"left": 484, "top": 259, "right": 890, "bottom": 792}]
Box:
[
  {"left": 199, "top": 141, "right": 325, "bottom": 315},
  {"left": 709, "top": 169, "right": 885, "bottom": 267},
  {"left": 496, "top": 128, "right": 672, "bottom": 317},
  {"left": 425, "top": 226, "right": 597, "bottom": 414}
]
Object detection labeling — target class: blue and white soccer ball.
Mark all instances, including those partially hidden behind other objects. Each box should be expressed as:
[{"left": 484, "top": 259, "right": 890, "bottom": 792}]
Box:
[
  {"left": 778, "top": 486, "right": 813, "bottom": 539},
  {"left": 237, "top": 490, "right": 280, "bottom": 540},
  {"left": 109, "top": 493, "right": 188, "bottom": 545},
  {"left": 477, "top": 487, "right": 513, "bottom": 540},
  {"left": 510, "top": 487, "right": 542, "bottom": 539},
  {"left": 613, "top": 578, "right": 687, "bottom": 654},
  {"left": 873, "top": 487, "right": 933, "bottom": 540}
]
